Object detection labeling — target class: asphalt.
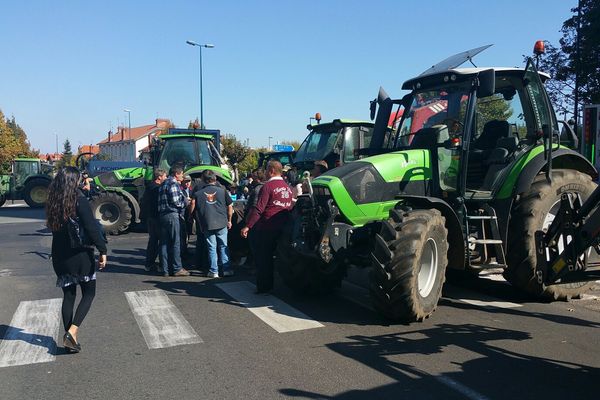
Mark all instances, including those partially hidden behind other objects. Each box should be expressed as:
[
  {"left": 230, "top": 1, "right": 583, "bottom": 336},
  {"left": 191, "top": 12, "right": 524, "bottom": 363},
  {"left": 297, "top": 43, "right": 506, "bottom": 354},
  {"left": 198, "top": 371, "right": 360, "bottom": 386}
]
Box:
[{"left": 1, "top": 201, "right": 599, "bottom": 400}]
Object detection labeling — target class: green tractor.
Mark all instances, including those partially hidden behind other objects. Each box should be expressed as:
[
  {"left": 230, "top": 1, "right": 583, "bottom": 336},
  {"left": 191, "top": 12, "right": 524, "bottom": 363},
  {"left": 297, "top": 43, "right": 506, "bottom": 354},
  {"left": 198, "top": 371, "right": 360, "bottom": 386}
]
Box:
[
  {"left": 278, "top": 46, "right": 598, "bottom": 321},
  {"left": 0, "top": 158, "right": 53, "bottom": 208},
  {"left": 89, "top": 128, "right": 233, "bottom": 234}
]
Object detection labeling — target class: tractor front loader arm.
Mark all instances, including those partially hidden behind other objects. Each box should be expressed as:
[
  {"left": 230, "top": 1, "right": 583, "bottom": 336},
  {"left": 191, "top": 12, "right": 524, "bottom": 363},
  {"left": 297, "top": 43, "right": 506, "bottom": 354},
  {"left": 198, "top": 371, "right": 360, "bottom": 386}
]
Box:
[{"left": 537, "top": 185, "right": 600, "bottom": 285}]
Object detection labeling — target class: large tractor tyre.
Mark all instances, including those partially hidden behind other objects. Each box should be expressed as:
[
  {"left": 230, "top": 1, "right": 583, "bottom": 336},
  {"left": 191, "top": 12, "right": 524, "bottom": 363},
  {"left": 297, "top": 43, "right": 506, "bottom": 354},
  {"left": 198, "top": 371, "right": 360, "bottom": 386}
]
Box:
[
  {"left": 276, "top": 229, "right": 346, "bottom": 295},
  {"left": 23, "top": 178, "right": 50, "bottom": 208},
  {"left": 370, "top": 208, "right": 448, "bottom": 322},
  {"left": 90, "top": 192, "right": 132, "bottom": 235},
  {"left": 0, "top": 194, "right": 6, "bottom": 208},
  {"left": 504, "top": 169, "right": 596, "bottom": 300}
]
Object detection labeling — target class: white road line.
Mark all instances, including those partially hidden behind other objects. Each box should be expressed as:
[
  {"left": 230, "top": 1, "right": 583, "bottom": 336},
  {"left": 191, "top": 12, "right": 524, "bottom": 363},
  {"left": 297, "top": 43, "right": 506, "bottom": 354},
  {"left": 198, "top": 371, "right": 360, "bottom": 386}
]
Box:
[
  {"left": 0, "top": 269, "right": 12, "bottom": 277},
  {"left": 436, "top": 375, "right": 491, "bottom": 400},
  {"left": 216, "top": 281, "right": 324, "bottom": 333},
  {"left": 0, "top": 298, "right": 62, "bottom": 368},
  {"left": 125, "top": 290, "right": 202, "bottom": 349},
  {"left": 456, "top": 298, "right": 522, "bottom": 308},
  {"left": 0, "top": 217, "right": 44, "bottom": 224}
]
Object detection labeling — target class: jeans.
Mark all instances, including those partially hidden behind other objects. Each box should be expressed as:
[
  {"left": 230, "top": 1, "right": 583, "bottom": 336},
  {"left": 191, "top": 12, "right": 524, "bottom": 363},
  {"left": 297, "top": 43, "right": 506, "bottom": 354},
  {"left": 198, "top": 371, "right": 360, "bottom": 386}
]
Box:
[
  {"left": 204, "top": 227, "right": 230, "bottom": 275},
  {"left": 145, "top": 217, "right": 160, "bottom": 269},
  {"left": 159, "top": 213, "right": 182, "bottom": 274}
]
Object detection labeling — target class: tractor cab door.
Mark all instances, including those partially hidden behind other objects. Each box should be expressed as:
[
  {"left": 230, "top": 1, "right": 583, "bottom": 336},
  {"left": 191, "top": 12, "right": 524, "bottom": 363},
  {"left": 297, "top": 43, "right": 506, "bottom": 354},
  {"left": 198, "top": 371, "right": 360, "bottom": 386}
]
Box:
[
  {"left": 13, "top": 160, "right": 39, "bottom": 189},
  {"left": 522, "top": 58, "right": 558, "bottom": 142}
]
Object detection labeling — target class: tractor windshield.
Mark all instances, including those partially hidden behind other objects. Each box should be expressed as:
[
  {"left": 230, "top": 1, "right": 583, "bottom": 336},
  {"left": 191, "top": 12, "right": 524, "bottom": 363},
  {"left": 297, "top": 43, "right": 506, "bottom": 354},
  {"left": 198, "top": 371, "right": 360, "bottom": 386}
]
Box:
[
  {"left": 295, "top": 127, "right": 340, "bottom": 163},
  {"left": 158, "top": 138, "right": 215, "bottom": 171},
  {"left": 394, "top": 82, "right": 471, "bottom": 147}
]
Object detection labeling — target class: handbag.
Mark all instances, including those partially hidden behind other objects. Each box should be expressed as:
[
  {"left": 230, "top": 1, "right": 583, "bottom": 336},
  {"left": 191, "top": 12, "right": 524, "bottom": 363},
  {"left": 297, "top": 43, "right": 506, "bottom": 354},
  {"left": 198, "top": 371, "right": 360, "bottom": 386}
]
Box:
[{"left": 67, "top": 216, "right": 86, "bottom": 249}]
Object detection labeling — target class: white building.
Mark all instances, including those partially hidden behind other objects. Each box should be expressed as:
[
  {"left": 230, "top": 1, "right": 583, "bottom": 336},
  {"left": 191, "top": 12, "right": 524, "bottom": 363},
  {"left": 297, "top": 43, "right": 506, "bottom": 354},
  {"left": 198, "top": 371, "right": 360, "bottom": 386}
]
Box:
[{"left": 98, "top": 119, "right": 172, "bottom": 161}]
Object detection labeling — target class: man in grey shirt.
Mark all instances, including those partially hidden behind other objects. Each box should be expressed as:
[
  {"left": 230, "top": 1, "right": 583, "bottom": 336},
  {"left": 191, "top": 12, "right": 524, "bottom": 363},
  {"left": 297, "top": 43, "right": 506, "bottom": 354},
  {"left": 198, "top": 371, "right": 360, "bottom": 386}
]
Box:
[{"left": 190, "top": 170, "right": 233, "bottom": 278}]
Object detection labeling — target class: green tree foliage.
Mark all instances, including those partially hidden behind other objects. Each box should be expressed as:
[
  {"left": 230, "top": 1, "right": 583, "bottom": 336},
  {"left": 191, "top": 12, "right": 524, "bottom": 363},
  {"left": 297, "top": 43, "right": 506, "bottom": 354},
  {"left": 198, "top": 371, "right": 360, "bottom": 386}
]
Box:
[
  {"left": 281, "top": 140, "right": 302, "bottom": 150},
  {"left": 0, "top": 109, "right": 38, "bottom": 173},
  {"left": 59, "top": 139, "right": 74, "bottom": 167},
  {"left": 475, "top": 94, "right": 513, "bottom": 131},
  {"left": 221, "top": 134, "right": 252, "bottom": 182},
  {"left": 535, "top": 0, "right": 599, "bottom": 118}
]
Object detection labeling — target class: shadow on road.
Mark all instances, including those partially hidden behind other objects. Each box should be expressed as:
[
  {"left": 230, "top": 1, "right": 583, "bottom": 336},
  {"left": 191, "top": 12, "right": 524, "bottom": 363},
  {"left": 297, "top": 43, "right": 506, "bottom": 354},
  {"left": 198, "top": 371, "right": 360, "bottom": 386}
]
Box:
[{"left": 279, "top": 323, "right": 600, "bottom": 400}]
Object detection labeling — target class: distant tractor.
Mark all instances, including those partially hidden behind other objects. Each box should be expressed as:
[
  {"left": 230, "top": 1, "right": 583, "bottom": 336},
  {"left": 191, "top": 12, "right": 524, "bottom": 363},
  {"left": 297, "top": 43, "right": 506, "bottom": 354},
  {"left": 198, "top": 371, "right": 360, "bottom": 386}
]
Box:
[
  {"left": 89, "top": 128, "right": 234, "bottom": 234},
  {"left": 0, "top": 158, "right": 53, "bottom": 208}
]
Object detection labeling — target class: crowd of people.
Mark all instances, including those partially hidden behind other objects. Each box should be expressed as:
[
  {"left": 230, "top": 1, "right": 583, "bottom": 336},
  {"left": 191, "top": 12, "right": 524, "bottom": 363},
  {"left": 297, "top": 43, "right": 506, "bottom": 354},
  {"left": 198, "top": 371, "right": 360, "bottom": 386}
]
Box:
[
  {"left": 139, "top": 159, "right": 329, "bottom": 294},
  {"left": 45, "top": 159, "right": 327, "bottom": 353}
]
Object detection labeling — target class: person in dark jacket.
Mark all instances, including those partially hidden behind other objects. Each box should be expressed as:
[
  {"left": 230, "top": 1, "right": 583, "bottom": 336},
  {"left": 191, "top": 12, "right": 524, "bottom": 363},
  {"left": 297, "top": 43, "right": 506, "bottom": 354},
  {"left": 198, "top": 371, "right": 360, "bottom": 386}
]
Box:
[
  {"left": 241, "top": 161, "right": 293, "bottom": 293},
  {"left": 242, "top": 168, "right": 265, "bottom": 268},
  {"left": 140, "top": 168, "right": 167, "bottom": 272},
  {"left": 46, "top": 167, "right": 107, "bottom": 353}
]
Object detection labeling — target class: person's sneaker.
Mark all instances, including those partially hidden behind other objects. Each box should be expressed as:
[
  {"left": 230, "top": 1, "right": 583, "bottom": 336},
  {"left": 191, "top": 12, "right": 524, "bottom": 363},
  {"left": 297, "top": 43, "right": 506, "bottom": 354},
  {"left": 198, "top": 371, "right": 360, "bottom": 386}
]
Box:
[
  {"left": 206, "top": 271, "right": 219, "bottom": 278},
  {"left": 174, "top": 268, "right": 191, "bottom": 277},
  {"left": 223, "top": 270, "right": 234, "bottom": 277},
  {"left": 162, "top": 271, "right": 169, "bottom": 277}
]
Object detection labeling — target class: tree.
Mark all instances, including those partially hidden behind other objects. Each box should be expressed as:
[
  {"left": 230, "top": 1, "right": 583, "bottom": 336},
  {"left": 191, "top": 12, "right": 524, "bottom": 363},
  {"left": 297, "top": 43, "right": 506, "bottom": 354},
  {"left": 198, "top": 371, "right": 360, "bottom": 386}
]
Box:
[
  {"left": 188, "top": 118, "right": 200, "bottom": 129},
  {"left": 535, "top": 0, "right": 600, "bottom": 120},
  {"left": 0, "top": 109, "right": 38, "bottom": 173},
  {"left": 59, "top": 139, "right": 74, "bottom": 167},
  {"left": 221, "top": 134, "right": 252, "bottom": 182}
]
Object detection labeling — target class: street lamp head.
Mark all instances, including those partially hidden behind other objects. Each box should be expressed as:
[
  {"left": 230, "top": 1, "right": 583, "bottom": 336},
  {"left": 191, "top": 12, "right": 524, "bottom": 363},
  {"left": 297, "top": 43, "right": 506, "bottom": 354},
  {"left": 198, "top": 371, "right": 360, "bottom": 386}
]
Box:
[
  {"left": 186, "top": 40, "right": 199, "bottom": 46},
  {"left": 123, "top": 108, "right": 131, "bottom": 113},
  {"left": 204, "top": 44, "right": 215, "bottom": 48}
]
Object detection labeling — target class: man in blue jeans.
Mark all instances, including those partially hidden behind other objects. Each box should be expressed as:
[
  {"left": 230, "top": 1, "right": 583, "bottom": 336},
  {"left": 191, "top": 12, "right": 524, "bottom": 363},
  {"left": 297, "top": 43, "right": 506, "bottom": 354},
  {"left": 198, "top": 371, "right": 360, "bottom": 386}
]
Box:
[
  {"left": 158, "top": 165, "right": 190, "bottom": 277},
  {"left": 190, "top": 170, "right": 233, "bottom": 278}
]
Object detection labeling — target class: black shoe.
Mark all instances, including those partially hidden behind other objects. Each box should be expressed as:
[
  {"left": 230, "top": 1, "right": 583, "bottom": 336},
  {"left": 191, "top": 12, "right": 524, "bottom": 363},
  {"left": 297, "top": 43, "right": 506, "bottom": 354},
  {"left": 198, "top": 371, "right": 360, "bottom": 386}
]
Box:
[{"left": 63, "top": 332, "right": 81, "bottom": 353}]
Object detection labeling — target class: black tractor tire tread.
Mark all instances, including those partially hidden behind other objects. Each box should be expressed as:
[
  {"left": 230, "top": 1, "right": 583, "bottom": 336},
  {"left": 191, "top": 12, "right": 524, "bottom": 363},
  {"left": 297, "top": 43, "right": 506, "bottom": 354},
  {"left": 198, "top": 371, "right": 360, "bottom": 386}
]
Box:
[
  {"left": 0, "top": 194, "right": 6, "bottom": 208},
  {"left": 504, "top": 169, "right": 596, "bottom": 300},
  {"left": 90, "top": 192, "right": 132, "bottom": 235},
  {"left": 23, "top": 178, "right": 50, "bottom": 208},
  {"left": 276, "top": 229, "right": 346, "bottom": 295},
  {"left": 370, "top": 208, "right": 448, "bottom": 322}
]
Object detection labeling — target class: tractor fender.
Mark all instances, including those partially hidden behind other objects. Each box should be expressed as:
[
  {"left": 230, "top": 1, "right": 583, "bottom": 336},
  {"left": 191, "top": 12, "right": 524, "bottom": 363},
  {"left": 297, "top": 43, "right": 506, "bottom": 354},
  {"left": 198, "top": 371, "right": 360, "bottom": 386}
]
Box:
[
  {"left": 23, "top": 174, "right": 52, "bottom": 186},
  {"left": 513, "top": 149, "right": 598, "bottom": 197},
  {"left": 493, "top": 149, "right": 598, "bottom": 246},
  {"left": 103, "top": 188, "right": 141, "bottom": 223},
  {"left": 395, "top": 195, "right": 465, "bottom": 270}
]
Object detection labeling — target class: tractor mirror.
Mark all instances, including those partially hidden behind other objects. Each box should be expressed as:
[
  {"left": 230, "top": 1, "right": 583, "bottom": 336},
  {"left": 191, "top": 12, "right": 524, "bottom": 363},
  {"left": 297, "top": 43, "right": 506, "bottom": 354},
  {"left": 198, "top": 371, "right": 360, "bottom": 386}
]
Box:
[
  {"left": 369, "top": 98, "right": 377, "bottom": 121},
  {"left": 476, "top": 69, "right": 495, "bottom": 98}
]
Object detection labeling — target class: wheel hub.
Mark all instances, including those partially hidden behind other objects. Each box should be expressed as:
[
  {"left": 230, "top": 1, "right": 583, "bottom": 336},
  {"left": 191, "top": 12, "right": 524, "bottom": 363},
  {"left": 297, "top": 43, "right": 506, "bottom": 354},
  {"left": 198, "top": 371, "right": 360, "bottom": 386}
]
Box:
[{"left": 418, "top": 238, "right": 438, "bottom": 298}]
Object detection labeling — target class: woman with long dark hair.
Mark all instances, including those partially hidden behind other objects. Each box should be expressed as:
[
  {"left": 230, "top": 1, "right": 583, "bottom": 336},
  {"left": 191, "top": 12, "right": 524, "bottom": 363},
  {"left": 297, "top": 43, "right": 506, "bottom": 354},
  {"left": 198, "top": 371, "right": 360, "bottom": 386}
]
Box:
[{"left": 46, "top": 166, "right": 107, "bottom": 353}]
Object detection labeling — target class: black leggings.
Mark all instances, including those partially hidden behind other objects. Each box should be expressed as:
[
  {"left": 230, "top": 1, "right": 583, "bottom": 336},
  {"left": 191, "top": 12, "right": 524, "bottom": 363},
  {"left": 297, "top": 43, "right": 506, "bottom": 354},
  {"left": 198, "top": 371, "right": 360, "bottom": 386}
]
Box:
[{"left": 61, "top": 280, "right": 96, "bottom": 331}]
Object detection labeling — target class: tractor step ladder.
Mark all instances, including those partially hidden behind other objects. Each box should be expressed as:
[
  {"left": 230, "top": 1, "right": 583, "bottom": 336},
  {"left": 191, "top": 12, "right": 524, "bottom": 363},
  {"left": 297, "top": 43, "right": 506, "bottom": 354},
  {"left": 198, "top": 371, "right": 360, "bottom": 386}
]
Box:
[{"left": 466, "top": 205, "right": 507, "bottom": 269}]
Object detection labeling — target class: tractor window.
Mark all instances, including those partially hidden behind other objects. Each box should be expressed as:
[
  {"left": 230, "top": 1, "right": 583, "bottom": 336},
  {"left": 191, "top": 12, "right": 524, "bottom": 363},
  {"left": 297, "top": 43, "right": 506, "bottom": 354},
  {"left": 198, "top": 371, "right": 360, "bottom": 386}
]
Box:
[
  {"left": 394, "top": 83, "right": 470, "bottom": 148},
  {"left": 474, "top": 91, "right": 525, "bottom": 139},
  {"left": 295, "top": 128, "right": 339, "bottom": 163},
  {"left": 523, "top": 59, "right": 558, "bottom": 136},
  {"left": 159, "top": 138, "right": 212, "bottom": 171}
]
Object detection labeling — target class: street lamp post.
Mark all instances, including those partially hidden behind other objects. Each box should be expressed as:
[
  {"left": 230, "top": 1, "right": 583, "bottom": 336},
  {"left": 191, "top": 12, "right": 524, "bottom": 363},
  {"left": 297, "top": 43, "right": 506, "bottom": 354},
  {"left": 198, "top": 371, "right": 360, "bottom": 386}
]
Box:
[{"left": 186, "top": 40, "right": 214, "bottom": 129}]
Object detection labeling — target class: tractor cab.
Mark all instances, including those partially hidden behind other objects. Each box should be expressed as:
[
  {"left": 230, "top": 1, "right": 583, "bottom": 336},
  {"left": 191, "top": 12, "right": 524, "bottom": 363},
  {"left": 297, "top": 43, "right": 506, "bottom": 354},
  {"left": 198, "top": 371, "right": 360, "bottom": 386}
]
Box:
[
  {"left": 294, "top": 119, "right": 375, "bottom": 173},
  {"left": 0, "top": 158, "right": 52, "bottom": 208}
]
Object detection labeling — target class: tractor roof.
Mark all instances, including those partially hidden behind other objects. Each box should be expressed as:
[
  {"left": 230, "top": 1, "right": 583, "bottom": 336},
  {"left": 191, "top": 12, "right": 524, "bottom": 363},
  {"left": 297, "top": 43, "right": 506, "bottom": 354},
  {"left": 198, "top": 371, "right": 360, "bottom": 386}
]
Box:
[
  {"left": 14, "top": 158, "right": 40, "bottom": 162},
  {"left": 161, "top": 133, "right": 215, "bottom": 140},
  {"left": 307, "top": 119, "right": 374, "bottom": 130},
  {"left": 402, "top": 67, "right": 551, "bottom": 91}
]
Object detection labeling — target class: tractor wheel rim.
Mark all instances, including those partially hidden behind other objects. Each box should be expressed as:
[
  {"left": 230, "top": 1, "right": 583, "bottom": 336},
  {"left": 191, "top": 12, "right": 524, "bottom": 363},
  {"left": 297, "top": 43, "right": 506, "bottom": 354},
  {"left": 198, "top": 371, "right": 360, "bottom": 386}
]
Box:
[
  {"left": 30, "top": 187, "right": 47, "bottom": 203},
  {"left": 543, "top": 196, "right": 590, "bottom": 263},
  {"left": 418, "top": 237, "right": 438, "bottom": 298},
  {"left": 95, "top": 203, "right": 120, "bottom": 224}
]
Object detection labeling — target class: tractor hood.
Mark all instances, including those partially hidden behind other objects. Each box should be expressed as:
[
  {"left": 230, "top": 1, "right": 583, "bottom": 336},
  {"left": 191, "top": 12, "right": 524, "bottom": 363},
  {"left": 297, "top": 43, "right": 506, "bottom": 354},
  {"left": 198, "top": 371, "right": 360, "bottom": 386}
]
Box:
[
  {"left": 185, "top": 165, "right": 234, "bottom": 186},
  {"left": 94, "top": 167, "right": 147, "bottom": 189},
  {"left": 312, "top": 149, "right": 432, "bottom": 226}
]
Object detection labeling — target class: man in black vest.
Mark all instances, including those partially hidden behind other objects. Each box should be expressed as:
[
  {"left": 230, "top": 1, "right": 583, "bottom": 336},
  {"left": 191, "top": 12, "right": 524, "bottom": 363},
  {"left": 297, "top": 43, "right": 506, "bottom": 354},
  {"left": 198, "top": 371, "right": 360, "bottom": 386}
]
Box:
[
  {"left": 190, "top": 170, "right": 233, "bottom": 278},
  {"left": 140, "top": 168, "right": 167, "bottom": 273}
]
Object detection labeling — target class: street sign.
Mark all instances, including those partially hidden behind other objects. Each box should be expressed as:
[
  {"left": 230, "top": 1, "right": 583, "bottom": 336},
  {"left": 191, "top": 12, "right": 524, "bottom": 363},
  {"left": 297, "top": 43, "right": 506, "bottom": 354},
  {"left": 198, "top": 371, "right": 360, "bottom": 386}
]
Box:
[{"left": 272, "top": 144, "right": 294, "bottom": 152}]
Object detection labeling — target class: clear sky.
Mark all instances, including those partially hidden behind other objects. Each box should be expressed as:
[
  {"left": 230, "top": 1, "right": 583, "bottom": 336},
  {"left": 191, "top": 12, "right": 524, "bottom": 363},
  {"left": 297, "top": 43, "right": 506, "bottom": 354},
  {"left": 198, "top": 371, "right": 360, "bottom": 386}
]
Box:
[{"left": 0, "top": 0, "right": 577, "bottom": 153}]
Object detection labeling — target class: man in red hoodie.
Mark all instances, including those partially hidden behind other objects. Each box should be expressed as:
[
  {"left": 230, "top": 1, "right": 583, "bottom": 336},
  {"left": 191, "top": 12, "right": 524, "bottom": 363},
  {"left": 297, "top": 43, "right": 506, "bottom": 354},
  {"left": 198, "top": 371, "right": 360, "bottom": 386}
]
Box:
[{"left": 241, "top": 160, "right": 293, "bottom": 294}]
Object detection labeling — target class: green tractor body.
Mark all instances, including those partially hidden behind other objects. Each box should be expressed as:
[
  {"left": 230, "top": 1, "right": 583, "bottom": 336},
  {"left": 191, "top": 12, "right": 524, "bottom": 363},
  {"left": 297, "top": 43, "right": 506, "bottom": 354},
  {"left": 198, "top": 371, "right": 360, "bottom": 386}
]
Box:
[
  {"left": 280, "top": 47, "right": 598, "bottom": 321},
  {"left": 90, "top": 129, "right": 233, "bottom": 234},
  {"left": 0, "top": 158, "right": 53, "bottom": 208}
]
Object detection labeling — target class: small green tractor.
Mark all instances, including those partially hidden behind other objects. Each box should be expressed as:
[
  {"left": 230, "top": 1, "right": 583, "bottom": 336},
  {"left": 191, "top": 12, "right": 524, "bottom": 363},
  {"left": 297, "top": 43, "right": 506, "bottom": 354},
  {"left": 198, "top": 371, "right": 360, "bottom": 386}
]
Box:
[
  {"left": 278, "top": 46, "right": 599, "bottom": 321},
  {"left": 89, "top": 128, "right": 233, "bottom": 234},
  {"left": 0, "top": 158, "right": 53, "bottom": 208}
]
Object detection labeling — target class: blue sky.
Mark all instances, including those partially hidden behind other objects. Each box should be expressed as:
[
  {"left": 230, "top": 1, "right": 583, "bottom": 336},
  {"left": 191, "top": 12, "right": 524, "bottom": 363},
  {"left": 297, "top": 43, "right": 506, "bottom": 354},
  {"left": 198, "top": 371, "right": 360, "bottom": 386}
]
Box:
[{"left": 0, "top": 0, "right": 577, "bottom": 153}]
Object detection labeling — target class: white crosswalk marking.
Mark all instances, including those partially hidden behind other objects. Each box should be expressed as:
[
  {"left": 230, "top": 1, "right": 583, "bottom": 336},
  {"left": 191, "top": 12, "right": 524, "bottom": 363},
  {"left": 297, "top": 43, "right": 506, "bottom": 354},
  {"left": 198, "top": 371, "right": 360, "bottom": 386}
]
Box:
[
  {"left": 216, "top": 281, "right": 324, "bottom": 333},
  {"left": 125, "top": 290, "right": 202, "bottom": 349},
  {"left": 0, "top": 298, "right": 62, "bottom": 368}
]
